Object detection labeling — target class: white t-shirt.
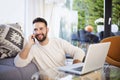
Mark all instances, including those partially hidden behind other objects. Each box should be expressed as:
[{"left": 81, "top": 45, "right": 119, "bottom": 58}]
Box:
[{"left": 14, "top": 38, "right": 85, "bottom": 77}]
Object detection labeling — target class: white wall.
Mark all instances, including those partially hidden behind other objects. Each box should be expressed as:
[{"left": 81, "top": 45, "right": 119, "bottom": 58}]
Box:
[{"left": 0, "top": 0, "right": 24, "bottom": 30}]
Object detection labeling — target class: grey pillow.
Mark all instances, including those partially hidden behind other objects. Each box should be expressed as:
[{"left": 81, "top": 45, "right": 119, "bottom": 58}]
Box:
[
  {"left": 0, "top": 24, "right": 25, "bottom": 59},
  {"left": 8, "top": 23, "right": 22, "bottom": 30}
]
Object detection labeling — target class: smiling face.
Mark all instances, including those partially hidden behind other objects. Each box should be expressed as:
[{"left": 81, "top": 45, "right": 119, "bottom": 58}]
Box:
[{"left": 33, "top": 22, "right": 48, "bottom": 42}]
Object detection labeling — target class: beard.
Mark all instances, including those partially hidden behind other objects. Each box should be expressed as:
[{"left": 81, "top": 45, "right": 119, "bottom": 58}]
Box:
[{"left": 35, "top": 32, "right": 47, "bottom": 42}]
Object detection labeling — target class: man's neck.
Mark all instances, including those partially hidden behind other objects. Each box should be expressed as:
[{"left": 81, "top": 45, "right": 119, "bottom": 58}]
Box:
[{"left": 39, "top": 37, "right": 49, "bottom": 46}]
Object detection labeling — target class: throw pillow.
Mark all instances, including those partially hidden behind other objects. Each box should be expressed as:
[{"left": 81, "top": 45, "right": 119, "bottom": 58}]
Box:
[
  {"left": 8, "top": 23, "right": 22, "bottom": 30},
  {"left": 0, "top": 23, "right": 25, "bottom": 59}
]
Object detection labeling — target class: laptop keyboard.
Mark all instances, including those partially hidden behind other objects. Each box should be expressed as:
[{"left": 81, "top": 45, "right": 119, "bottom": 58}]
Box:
[{"left": 73, "top": 66, "right": 83, "bottom": 71}]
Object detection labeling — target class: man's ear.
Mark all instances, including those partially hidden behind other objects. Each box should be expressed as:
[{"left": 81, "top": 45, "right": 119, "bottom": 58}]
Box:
[{"left": 47, "top": 27, "right": 49, "bottom": 32}]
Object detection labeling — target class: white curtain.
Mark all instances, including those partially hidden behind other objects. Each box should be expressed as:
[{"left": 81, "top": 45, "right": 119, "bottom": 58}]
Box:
[
  {"left": 24, "top": 0, "right": 66, "bottom": 38},
  {"left": 45, "top": 5, "right": 63, "bottom": 38},
  {"left": 44, "top": 0, "right": 66, "bottom": 38},
  {"left": 24, "top": 0, "right": 45, "bottom": 38}
]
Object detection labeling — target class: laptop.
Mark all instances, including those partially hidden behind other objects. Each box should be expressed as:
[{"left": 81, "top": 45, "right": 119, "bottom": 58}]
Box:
[{"left": 58, "top": 42, "right": 111, "bottom": 75}]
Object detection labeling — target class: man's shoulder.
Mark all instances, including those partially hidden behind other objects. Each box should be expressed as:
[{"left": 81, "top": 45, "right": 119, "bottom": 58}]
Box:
[
  {"left": 49, "top": 38, "right": 67, "bottom": 47},
  {"left": 50, "top": 37, "right": 63, "bottom": 41},
  {"left": 50, "top": 37, "right": 69, "bottom": 45}
]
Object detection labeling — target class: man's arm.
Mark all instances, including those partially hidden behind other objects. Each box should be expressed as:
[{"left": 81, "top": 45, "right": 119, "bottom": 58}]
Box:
[
  {"left": 19, "top": 42, "right": 33, "bottom": 59},
  {"left": 19, "top": 35, "right": 35, "bottom": 59},
  {"left": 72, "top": 50, "right": 85, "bottom": 64},
  {"left": 14, "top": 35, "right": 35, "bottom": 67},
  {"left": 60, "top": 39, "right": 85, "bottom": 64}
]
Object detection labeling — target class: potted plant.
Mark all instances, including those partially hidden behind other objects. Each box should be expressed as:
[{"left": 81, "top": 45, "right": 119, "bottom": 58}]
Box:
[
  {"left": 95, "top": 18, "right": 104, "bottom": 25},
  {"left": 95, "top": 18, "right": 104, "bottom": 32}
]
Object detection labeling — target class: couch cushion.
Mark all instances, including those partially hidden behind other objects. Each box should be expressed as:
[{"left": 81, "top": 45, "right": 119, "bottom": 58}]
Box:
[
  {"left": 0, "top": 65, "right": 22, "bottom": 80},
  {"left": 0, "top": 58, "right": 14, "bottom": 66},
  {"left": 18, "top": 62, "right": 38, "bottom": 80},
  {"left": 0, "top": 23, "right": 25, "bottom": 59},
  {"left": 0, "top": 58, "right": 38, "bottom": 80}
]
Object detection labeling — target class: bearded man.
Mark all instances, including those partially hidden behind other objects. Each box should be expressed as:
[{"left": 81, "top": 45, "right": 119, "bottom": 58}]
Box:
[{"left": 14, "top": 17, "right": 85, "bottom": 80}]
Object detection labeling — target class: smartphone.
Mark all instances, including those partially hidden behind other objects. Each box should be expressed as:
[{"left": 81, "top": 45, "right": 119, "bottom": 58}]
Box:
[
  {"left": 32, "top": 35, "right": 35, "bottom": 42},
  {"left": 32, "top": 38, "right": 35, "bottom": 42}
]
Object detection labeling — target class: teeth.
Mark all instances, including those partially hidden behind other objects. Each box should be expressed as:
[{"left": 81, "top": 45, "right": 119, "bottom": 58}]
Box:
[{"left": 38, "top": 34, "right": 42, "bottom": 38}]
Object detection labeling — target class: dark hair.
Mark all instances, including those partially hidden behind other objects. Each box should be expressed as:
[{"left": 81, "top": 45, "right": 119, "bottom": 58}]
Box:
[{"left": 33, "top": 17, "right": 47, "bottom": 26}]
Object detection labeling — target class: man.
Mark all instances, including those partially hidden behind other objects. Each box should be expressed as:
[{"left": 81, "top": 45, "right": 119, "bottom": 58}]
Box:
[{"left": 14, "top": 17, "right": 85, "bottom": 79}]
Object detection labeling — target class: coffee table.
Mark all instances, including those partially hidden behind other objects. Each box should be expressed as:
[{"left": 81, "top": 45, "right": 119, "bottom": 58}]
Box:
[{"left": 37, "top": 65, "right": 120, "bottom": 80}]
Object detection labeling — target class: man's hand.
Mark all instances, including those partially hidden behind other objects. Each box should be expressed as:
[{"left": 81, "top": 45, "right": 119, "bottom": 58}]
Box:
[
  {"left": 73, "top": 59, "right": 81, "bottom": 64},
  {"left": 19, "top": 34, "right": 36, "bottom": 59},
  {"left": 28, "top": 34, "right": 36, "bottom": 46}
]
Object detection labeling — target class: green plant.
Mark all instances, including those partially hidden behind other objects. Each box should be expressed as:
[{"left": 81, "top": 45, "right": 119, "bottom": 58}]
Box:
[
  {"left": 112, "top": 0, "right": 120, "bottom": 30},
  {"left": 73, "top": 0, "right": 104, "bottom": 32},
  {"left": 73, "top": 0, "right": 120, "bottom": 31}
]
